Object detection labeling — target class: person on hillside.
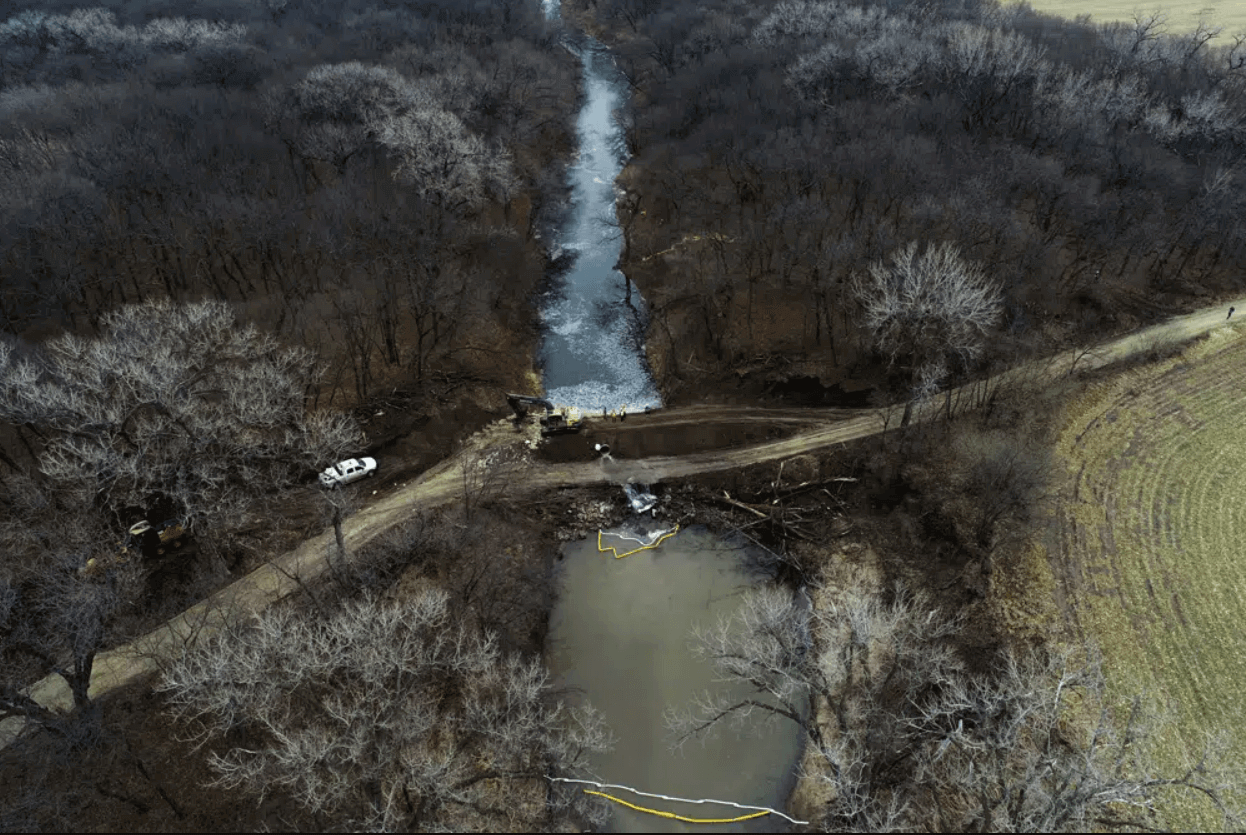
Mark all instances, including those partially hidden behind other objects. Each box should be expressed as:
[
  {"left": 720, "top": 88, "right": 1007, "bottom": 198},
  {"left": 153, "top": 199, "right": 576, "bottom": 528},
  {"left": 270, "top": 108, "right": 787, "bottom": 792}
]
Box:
[{"left": 1229, "top": 306, "right": 1236, "bottom": 319}]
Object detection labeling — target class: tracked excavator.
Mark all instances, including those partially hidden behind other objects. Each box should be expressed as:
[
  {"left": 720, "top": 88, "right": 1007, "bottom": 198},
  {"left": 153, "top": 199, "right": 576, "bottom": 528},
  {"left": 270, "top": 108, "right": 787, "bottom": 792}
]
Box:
[{"left": 506, "top": 394, "right": 585, "bottom": 436}]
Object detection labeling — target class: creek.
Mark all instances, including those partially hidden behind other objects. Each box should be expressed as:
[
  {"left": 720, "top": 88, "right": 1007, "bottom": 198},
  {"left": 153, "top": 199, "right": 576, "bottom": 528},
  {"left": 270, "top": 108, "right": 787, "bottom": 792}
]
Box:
[
  {"left": 537, "top": 2, "right": 660, "bottom": 412},
  {"left": 538, "top": 4, "right": 803, "bottom": 830}
]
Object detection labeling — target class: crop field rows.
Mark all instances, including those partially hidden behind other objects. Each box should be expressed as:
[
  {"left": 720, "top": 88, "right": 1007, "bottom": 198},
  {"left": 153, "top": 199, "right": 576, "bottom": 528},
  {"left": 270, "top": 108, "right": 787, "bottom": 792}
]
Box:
[
  {"left": 1017, "top": 2, "right": 1246, "bottom": 37},
  {"left": 1052, "top": 325, "right": 1246, "bottom": 828}
]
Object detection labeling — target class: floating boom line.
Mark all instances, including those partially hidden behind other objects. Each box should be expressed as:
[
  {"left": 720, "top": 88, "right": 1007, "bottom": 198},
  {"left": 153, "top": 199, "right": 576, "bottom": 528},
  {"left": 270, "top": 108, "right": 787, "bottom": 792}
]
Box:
[
  {"left": 548, "top": 776, "right": 809, "bottom": 826},
  {"left": 597, "top": 525, "right": 680, "bottom": 558}
]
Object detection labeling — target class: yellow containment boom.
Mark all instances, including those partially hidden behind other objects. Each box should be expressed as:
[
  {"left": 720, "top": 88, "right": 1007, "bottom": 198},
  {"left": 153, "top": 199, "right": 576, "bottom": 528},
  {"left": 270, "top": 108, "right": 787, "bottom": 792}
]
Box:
[
  {"left": 583, "top": 790, "right": 769, "bottom": 824},
  {"left": 547, "top": 777, "right": 809, "bottom": 826},
  {"left": 597, "top": 525, "right": 680, "bottom": 559}
]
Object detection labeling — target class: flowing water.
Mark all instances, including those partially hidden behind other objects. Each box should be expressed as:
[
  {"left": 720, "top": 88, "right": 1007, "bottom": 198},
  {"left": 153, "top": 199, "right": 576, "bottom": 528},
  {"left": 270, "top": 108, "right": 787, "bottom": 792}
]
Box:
[
  {"left": 546, "top": 525, "right": 804, "bottom": 832},
  {"left": 538, "top": 3, "right": 660, "bottom": 412},
  {"left": 538, "top": 4, "right": 803, "bottom": 829}
]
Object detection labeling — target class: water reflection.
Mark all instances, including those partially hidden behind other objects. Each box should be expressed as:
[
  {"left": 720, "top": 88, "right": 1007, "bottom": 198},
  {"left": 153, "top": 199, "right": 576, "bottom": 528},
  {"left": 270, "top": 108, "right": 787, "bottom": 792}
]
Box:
[{"left": 546, "top": 526, "right": 803, "bottom": 832}]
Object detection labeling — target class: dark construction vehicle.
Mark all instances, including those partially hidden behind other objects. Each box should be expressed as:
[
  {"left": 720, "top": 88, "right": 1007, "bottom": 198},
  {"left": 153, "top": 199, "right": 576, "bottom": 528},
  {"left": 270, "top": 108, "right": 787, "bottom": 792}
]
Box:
[
  {"left": 506, "top": 394, "right": 585, "bottom": 436},
  {"left": 128, "top": 519, "right": 188, "bottom": 557}
]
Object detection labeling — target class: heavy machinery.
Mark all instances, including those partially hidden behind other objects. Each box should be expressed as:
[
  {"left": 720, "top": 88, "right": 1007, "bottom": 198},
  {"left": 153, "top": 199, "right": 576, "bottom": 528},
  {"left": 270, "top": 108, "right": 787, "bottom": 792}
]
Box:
[
  {"left": 128, "top": 519, "right": 187, "bottom": 557},
  {"left": 80, "top": 518, "right": 188, "bottom": 576},
  {"left": 506, "top": 394, "right": 585, "bottom": 436}
]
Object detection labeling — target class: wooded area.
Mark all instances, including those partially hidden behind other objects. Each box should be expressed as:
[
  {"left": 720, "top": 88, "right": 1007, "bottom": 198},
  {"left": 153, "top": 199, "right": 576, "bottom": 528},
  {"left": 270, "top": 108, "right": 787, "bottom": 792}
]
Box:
[
  {"left": 577, "top": 1, "right": 1246, "bottom": 830},
  {"left": 0, "top": 0, "right": 578, "bottom": 407},
  {"left": 0, "top": 3, "right": 590, "bottom": 829},
  {"left": 577, "top": 0, "right": 1246, "bottom": 403},
  {"left": 4, "top": 0, "right": 1246, "bottom": 831}
]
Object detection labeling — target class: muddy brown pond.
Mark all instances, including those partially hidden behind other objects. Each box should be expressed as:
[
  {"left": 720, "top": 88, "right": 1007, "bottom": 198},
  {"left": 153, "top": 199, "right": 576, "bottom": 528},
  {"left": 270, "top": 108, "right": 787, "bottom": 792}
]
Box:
[{"left": 546, "top": 524, "right": 804, "bottom": 832}]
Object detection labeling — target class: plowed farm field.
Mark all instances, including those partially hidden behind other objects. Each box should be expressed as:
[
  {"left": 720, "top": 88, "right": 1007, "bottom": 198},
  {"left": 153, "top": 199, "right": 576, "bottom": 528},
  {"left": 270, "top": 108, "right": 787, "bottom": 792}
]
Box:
[{"left": 1053, "top": 323, "right": 1246, "bottom": 828}]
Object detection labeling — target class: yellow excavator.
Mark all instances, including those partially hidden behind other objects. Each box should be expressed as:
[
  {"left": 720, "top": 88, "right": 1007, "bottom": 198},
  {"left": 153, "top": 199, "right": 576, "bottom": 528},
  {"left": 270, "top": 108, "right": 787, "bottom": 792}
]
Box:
[{"left": 80, "top": 519, "right": 188, "bottom": 576}]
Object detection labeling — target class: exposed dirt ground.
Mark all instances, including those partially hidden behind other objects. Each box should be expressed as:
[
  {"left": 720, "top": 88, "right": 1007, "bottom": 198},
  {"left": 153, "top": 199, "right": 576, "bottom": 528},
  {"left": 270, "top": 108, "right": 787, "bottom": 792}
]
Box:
[{"left": 9, "top": 293, "right": 1246, "bottom": 735}]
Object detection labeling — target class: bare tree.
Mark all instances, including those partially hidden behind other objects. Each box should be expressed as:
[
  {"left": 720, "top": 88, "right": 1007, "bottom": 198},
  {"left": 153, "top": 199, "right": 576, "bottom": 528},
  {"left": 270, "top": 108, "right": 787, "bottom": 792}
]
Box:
[
  {"left": 0, "top": 9, "right": 249, "bottom": 80},
  {"left": 1099, "top": 11, "right": 1171, "bottom": 78},
  {"left": 669, "top": 584, "right": 1243, "bottom": 832},
  {"left": 940, "top": 22, "right": 1049, "bottom": 131},
  {"left": 265, "top": 60, "right": 420, "bottom": 176},
  {"left": 0, "top": 300, "right": 363, "bottom": 543},
  {"left": 668, "top": 583, "right": 961, "bottom": 830},
  {"left": 376, "top": 106, "right": 515, "bottom": 213},
  {"left": 852, "top": 241, "right": 1002, "bottom": 426},
  {"left": 161, "top": 589, "right": 611, "bottom": 831},
  {"left": 904, "top": 650, "right": 1242, "bottom": 832},
  {"left": 0, "top": 476, "right": 143, "bottom": 741},
  {"left": 957, "top": 429, "right": 1052, "bottom": 555},
  {"left": 752, "top": 0, "right": 855, "bottom": 51},
  {"left": 267, "top": 60, "right": 512, "bottom": 212},
  {"left": 904, "top": 426, "right": 1054, "bottom": 571},
  {"left": 1031, "top": 67, "right": 1151, "bottom": 149},
  {"left": 785, "top": 6, "right": 941, "bottom": 102}
]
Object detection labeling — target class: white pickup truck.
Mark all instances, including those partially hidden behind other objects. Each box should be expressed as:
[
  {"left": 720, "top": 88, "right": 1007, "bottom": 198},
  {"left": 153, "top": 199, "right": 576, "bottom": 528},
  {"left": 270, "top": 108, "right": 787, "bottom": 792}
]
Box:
[{"left": 319, "top": 457, "right": 377, "bottom": 488}]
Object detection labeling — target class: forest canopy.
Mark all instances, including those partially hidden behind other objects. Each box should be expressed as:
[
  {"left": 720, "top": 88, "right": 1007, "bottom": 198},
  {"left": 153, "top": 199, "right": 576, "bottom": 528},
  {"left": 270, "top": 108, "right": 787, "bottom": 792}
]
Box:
[
  {"left": 577, "top": 0, "right": 1246, "bottom": 402},
  {"left": 0, "top": 0, "right": 578, "bottom": 408}
]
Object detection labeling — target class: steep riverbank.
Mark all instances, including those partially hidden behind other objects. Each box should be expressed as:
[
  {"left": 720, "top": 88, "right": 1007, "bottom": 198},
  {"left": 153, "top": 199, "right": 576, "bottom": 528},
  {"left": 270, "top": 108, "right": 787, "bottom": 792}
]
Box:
[{"left": 615, "top": 165, "right": 876, "bottom": 408}]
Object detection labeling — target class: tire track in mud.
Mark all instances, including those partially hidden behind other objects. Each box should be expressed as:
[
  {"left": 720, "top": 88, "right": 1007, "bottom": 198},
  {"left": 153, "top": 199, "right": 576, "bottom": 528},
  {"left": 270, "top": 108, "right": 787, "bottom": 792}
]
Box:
[{"left": 7, "top": 295, "right": 1246, "bottom": 746}]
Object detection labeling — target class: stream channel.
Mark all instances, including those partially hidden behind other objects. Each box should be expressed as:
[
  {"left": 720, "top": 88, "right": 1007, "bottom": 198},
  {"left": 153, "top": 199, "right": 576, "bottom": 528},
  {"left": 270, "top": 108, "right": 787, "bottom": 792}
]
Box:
[{"left": 538, "top": 3, "right": 804, "bottom": 830}]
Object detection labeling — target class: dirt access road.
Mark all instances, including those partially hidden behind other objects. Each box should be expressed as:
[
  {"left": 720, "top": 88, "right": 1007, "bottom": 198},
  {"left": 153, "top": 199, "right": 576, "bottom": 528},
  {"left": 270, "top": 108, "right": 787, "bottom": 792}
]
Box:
[{"left": 6, "top": 296, "right": 1246, "bottom": 745}]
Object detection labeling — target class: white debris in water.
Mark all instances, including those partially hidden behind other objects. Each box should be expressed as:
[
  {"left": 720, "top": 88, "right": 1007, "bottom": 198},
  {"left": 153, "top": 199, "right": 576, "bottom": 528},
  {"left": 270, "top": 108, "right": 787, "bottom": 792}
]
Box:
[
  {"left": 606, "top": 515, "right": 675, "bottom": 545},
  {"left": 536, "top": 29, "right": 661, "bottom": 415},
  {"left": 545, "top": 380, "right": 659, "bottom": 412},
  {"left": 623, "top": 482, "right": 658, "bottom": 514},
  {"left": 544, "top": 320, "right": 661, "bottom": 409}
]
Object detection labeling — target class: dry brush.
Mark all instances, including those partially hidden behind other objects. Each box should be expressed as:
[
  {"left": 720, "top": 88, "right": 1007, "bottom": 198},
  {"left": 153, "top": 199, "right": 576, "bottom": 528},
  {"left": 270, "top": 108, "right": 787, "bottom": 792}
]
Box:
[
  {"left": 160, "top": 587, "right": 611, "bottom": 832},
  {"left": 669, "top": 582, "right": 1242, "bottom": 832}
]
